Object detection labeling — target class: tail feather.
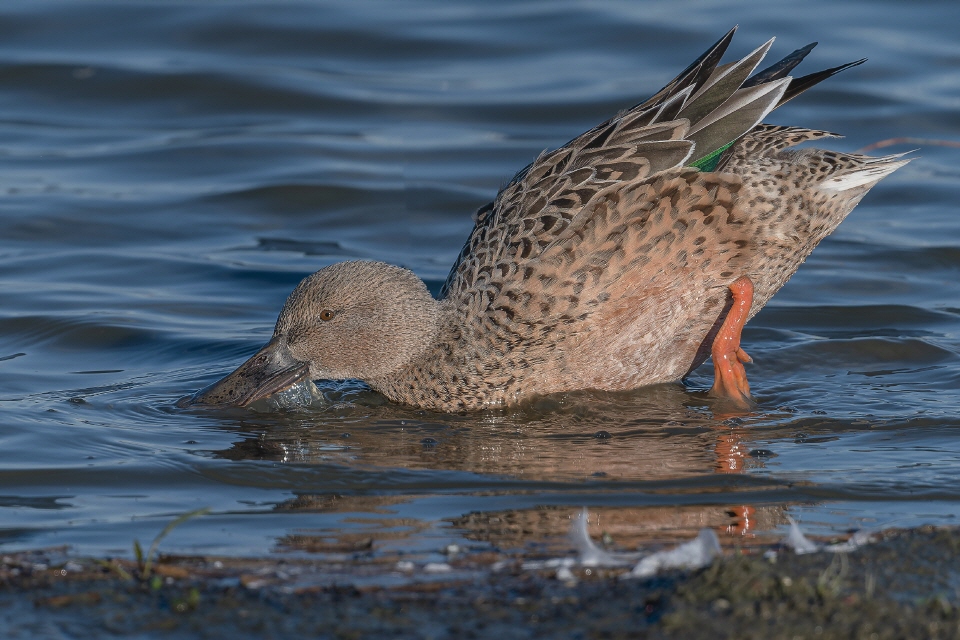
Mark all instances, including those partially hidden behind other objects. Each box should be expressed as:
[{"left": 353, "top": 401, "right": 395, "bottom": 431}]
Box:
[{"left": 819, "top": 153, "right": 911, "bottom": 192}]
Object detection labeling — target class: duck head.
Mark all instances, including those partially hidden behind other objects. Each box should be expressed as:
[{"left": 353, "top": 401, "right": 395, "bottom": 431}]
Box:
[{"left": 182, "top": 260, "right": 441, "bottom": 408}]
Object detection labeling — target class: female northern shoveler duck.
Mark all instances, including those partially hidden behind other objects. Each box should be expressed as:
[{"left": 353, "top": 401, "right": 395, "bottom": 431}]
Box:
[{"left": 184, "top": 27, "right": 907, "bottom": 412}]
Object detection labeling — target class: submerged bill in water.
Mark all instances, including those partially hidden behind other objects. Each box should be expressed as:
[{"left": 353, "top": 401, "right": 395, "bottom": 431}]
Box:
[
  {"left": 253, "top": 377, "right": 323, "bottom": 410},
  {"left": 178, "top": 336, "right": 325, "bottom": 410},
  {"left": 178, "top": 373, "right": 323, "bottom": 410}
]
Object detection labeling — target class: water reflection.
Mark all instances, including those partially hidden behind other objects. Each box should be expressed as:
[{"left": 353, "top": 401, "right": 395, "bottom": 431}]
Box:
[
  {"left": 212, "top": 384, "right": 758, "bottom": 479},
  {"left": 209, "top": 384, "right": 796, "bottom": 553},
  {"left": 1, "top": 0, "right": 957, "bottom": 559}
]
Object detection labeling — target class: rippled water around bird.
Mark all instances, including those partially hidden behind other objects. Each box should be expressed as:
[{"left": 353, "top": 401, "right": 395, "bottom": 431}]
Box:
[{"left": 0, "top": 1, "right": 959, "bottom": 562}]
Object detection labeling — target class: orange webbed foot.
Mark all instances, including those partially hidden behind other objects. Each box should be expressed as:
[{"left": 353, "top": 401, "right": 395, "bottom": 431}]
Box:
[{"left": 709, "top": 276, "right": 756, "bottom": 411}]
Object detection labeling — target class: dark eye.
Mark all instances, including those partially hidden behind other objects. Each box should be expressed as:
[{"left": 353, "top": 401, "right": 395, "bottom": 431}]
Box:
[{"left": 319, "top": 309, "right": 335, "bottom": 322}]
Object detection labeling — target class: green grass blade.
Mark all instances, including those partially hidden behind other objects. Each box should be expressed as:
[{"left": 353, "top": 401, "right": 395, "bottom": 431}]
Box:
[{"left": 141, "top": 507, "right": 211, "bottom": 579}]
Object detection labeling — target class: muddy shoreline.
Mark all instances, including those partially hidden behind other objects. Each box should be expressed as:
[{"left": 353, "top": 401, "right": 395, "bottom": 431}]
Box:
[{"left": 4, "top": 525, "right": 959, "bottom": 639}]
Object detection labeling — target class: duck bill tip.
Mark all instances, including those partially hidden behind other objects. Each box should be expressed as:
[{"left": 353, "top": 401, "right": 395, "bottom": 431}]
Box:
[{"left": 179, "top": 339, "right": 310, "bottom": 408}]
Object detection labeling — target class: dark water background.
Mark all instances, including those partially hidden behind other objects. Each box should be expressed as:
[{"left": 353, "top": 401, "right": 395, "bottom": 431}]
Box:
[{"left": 1, "top": 0, "right": 959, "bottom": 561}]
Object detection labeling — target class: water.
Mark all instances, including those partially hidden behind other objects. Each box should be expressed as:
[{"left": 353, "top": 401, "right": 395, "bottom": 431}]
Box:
[{"left": 1, "top": 0, "right": 958, "bottom": 561}]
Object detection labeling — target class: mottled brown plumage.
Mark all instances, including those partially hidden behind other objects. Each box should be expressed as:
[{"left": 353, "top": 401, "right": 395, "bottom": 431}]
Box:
[{"left": 187, "top": 29, "right": 908, "bottom": 412}]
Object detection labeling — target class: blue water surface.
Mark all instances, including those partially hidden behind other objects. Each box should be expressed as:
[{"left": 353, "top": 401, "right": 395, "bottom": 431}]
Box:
[{"left": 0, "top": 0, "right": 958, "bottom": 559}]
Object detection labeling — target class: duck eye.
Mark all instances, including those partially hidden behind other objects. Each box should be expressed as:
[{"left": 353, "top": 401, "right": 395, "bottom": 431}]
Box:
[{"left": 319, "top": 309, "right": 335, "bottom": 322}]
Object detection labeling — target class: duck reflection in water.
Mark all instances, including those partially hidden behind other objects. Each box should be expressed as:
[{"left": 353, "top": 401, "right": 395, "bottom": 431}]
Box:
[{"left": 213, "top": 386, "right": 790, "bottom": 544}]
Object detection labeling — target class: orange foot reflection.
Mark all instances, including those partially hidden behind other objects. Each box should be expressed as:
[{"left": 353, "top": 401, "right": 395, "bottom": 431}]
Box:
[
  {"left": 726, "top": 505, "right": 756, "bottom": 536},
  {"left": 715, "top": 429, "right": 755, "bottom": 537}
]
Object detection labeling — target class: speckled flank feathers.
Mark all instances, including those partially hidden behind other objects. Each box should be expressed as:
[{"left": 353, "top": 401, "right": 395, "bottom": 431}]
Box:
[{"left": 193, "top": 28, "right": 908, "bottom": 412}]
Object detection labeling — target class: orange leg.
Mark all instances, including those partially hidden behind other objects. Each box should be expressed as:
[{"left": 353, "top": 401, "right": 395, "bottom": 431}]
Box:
[{"left": 709, "top": 276, "right": 755, "bottom": 409}]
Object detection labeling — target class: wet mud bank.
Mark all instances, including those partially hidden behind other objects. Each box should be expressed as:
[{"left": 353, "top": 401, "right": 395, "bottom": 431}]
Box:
[{"left": 4, "top": 525, "right": 960, "bottom": 639}]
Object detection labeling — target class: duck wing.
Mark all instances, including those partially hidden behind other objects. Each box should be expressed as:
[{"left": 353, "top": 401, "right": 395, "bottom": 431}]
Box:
[
  {"left": 440, "top": 28, "right": 799, "bottom": 305},
  {"left": 438, "top": 31, "right": 890, "bottom": 387}
]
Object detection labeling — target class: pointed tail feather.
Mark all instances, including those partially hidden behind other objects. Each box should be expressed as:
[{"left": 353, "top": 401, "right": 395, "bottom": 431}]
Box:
[{"left": 819, "top": 153, "right": 911, "bottom": 192}]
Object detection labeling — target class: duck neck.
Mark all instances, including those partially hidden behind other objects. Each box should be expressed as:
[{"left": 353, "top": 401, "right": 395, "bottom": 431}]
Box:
[{"left": 365, "top": 300, "right": 462, "bottom": 408}]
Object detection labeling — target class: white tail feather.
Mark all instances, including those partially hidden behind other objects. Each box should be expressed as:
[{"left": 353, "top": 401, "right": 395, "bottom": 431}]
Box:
[{"left": 819, "top": 156, "right": 910, "bottom": 192}]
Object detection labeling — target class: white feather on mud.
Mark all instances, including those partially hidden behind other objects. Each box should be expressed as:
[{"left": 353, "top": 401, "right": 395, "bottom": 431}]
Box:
[
  {"left": 627, "top": 529, "right": 722, "bottom": 579},
  {"left": 781, "top": 518, "right": 875, "bottom": 555},
  {"left": 525, "top": 510, "right": 878, "bottom": 580}
]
